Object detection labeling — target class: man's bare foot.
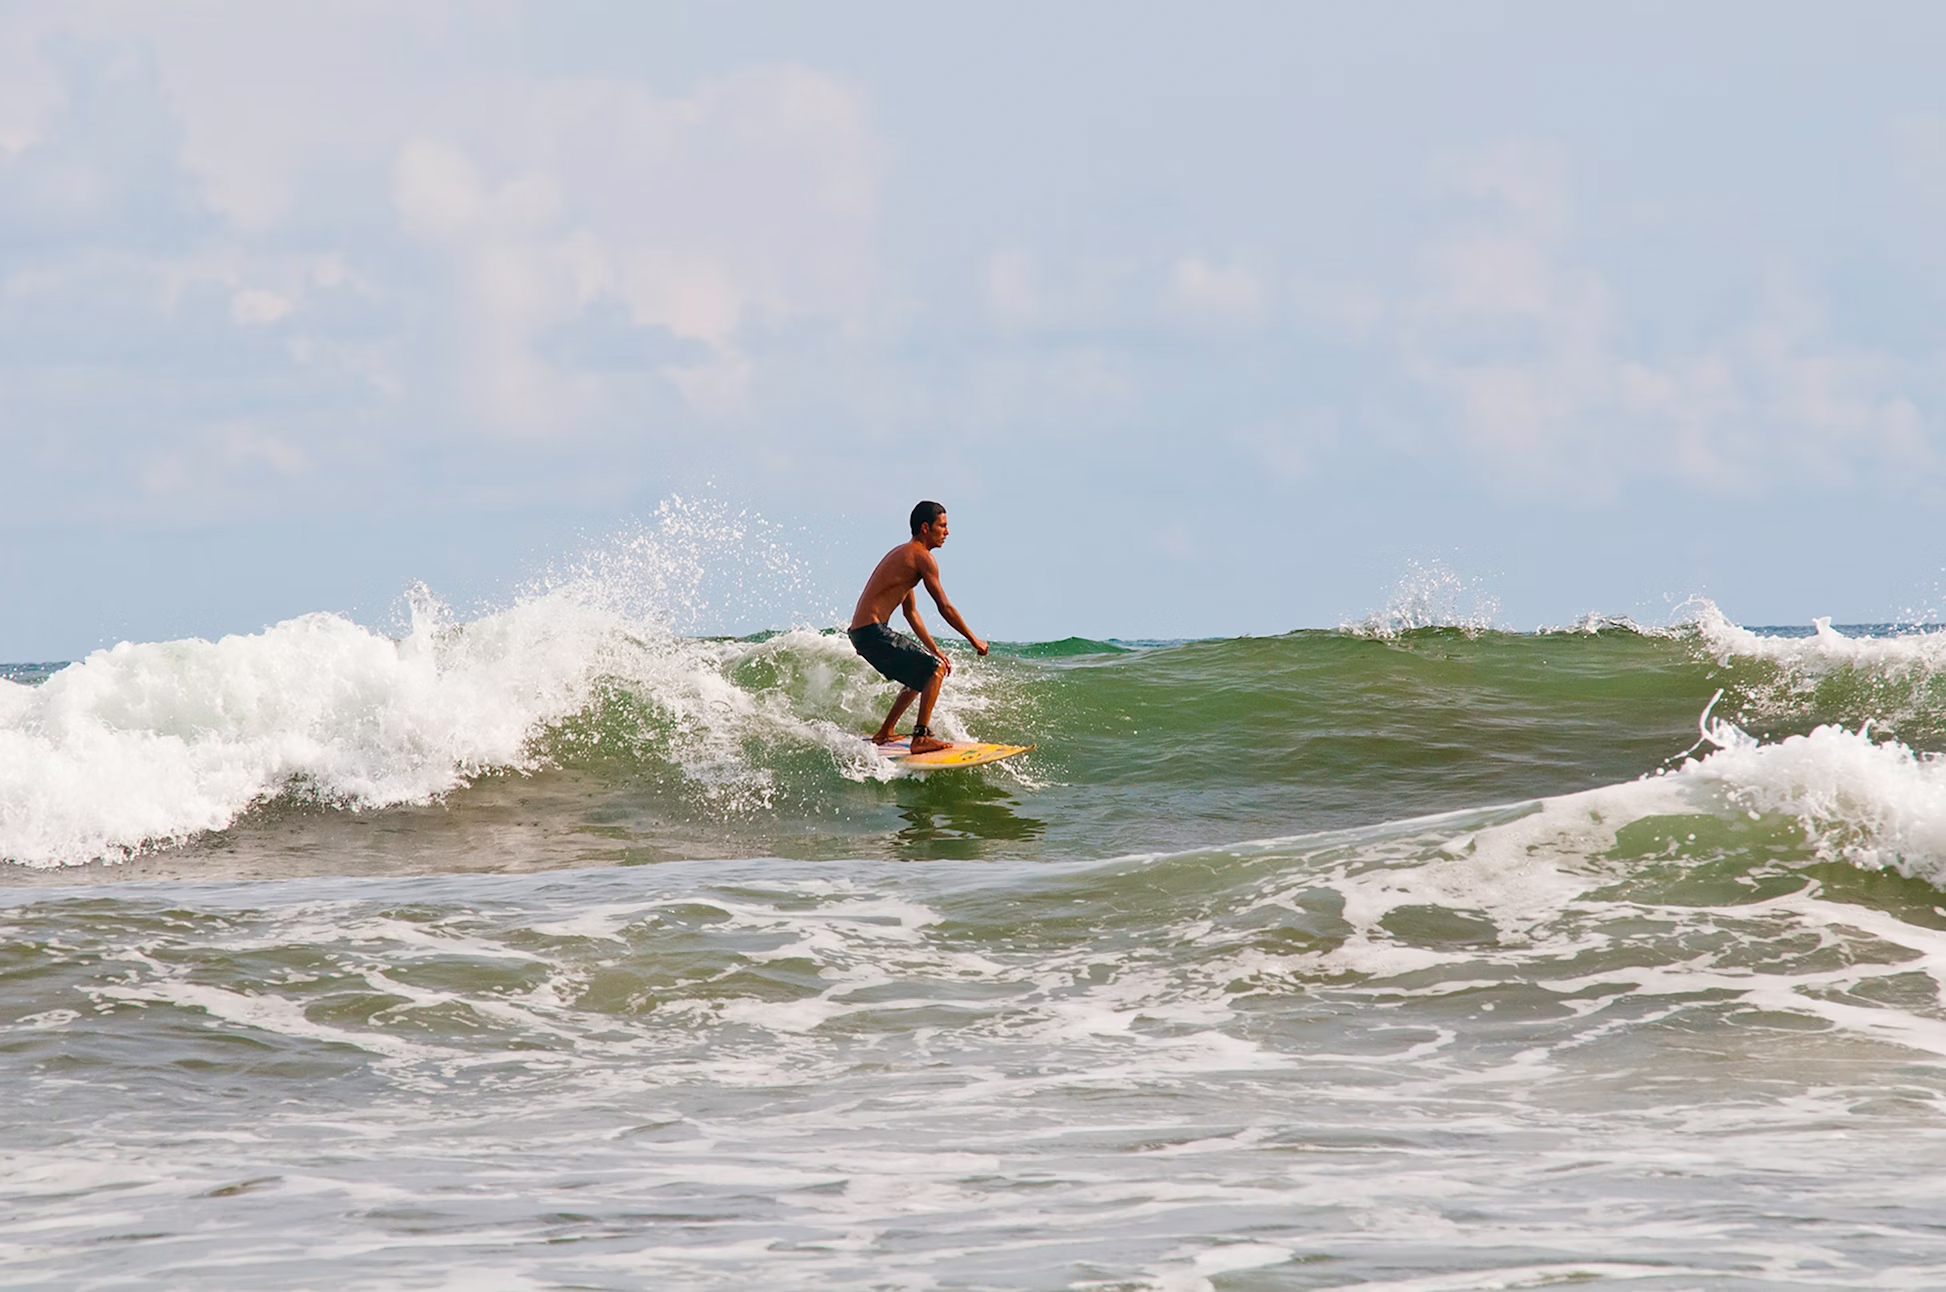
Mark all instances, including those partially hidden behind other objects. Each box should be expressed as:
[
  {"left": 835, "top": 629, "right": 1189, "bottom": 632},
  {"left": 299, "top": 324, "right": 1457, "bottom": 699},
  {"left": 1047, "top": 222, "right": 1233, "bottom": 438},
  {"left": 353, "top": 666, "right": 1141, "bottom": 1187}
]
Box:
[
  {"left": 909, "top": 733, "right": 952, "bottom": 755},
  {"left": 870, "top": 729, "right": 899, "bottom": 745}
]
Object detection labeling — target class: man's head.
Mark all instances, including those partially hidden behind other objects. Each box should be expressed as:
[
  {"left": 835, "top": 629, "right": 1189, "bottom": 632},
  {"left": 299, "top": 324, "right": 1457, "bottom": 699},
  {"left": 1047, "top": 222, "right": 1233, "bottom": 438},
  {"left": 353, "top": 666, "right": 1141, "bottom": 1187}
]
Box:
[{"left": 910, "top": 500, "right": 948, "bottom": 545}]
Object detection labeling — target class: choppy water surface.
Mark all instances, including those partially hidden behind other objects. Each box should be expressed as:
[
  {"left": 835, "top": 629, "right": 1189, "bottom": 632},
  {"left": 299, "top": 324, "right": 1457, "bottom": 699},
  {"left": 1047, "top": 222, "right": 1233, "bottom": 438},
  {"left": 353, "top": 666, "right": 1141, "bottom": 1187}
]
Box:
[{"left": 9, "top": 545, "right": 1946, "bottom": 1287}]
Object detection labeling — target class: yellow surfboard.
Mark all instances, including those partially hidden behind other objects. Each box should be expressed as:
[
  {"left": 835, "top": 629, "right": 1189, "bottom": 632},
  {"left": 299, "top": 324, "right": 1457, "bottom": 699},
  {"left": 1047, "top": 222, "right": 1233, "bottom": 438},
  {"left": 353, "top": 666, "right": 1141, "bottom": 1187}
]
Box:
[{"left": 868, "top": 737, "right": 1035, "bottom": 769}]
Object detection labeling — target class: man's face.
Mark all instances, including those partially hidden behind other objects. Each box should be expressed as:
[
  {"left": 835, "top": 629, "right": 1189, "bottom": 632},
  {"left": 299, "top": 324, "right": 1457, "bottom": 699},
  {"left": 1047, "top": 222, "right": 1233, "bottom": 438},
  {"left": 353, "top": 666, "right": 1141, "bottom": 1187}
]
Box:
[{"left": 922, "top": 514, "right": 949, "bottom": 547}]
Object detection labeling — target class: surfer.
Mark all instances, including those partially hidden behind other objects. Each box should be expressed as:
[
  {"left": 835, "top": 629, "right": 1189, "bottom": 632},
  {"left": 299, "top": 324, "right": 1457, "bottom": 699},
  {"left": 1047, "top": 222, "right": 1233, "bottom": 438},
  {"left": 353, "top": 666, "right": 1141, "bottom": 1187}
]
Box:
[{"left": 849, "top": 501, "right": 989, "bottom": 755}]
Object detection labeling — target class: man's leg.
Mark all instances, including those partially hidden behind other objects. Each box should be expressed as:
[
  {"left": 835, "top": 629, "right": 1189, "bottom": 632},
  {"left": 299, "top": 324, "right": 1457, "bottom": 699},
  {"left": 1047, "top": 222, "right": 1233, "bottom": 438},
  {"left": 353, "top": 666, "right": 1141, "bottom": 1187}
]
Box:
[
  {"left": 872, "top": 688, "right": 919, "bottom": 744},
  {"left": 908, "top": 669, "right": 949, "bottom": 754}
]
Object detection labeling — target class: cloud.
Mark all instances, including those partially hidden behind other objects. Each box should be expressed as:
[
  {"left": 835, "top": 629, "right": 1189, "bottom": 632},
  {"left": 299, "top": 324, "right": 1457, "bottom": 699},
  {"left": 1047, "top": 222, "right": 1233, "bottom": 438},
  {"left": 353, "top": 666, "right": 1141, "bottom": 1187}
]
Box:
[
  {"left": 140, "top": 421, "right": 310, "bottom": 503},
  {"left": 0, "top": 21, "right": 59, "bottom": 157},
  {"left": 666, "top": 351, "right": 755, "bottom": 419},
  {"left": 1892, "top": 112, "right": 1946, "bottom": 229},
  {"left": 1388, "top": 141, "right": 1932, "bottom": 491},
  {"left": 379, "top": 68, "right": 887, "bottom": 427},
  {"left": 0, "top": 10, "right": 893, "bottom": 513},
  {"left": 1, "top": 5, "right": 1937, "bottom": 553},
  {"left": 981, "top": 248, "right": 1270, "bottom": 333},
  {"left": 1231, "top": 413, "right": 1338, "bottom": 483},
  {"left": 979, "top": 247, "right": 1146, "bottom": 333},
  {"left": 1167, "top": 255, "right": 1267, "bottom": 328},
  {"left": 393, "top": 138, "right": 490, "bottom": 237},
  {"left": 0, "top": 35, "right": 205, "bottom": 248},
  {"left": 1441, "top": 139, "right": 1569, "bottom": 239},
  {"left": 965, "top": 346, "right": 1136, "bottom": 429},
  {"left": 229, "top": 288, "right": 290, "bottom": 325},
  {"left": 983, "top": 249, "right": 1042, "bottom": 328}
]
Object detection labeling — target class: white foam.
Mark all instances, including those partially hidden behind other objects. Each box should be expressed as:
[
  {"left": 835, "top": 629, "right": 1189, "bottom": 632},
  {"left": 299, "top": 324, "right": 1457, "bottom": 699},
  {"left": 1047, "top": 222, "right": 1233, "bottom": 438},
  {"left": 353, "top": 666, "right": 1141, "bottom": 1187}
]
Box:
[
  {"left": 1694, "top": 601, "right": 1946, "bottom": 674},
  {"left": 0, "top": 604, "right": 554, "bottom": 867},
  {"left": 1673, "top": 721, "right": 1946, "bottom": 879},
  {"left": 1406, "top": 695, "right": 1946, "bottom": 888},
  {"left": 1147, "top": 1240, "right": 1296, "bottom": 1292},
  {"left": 1318, "top": 1264, "right": 1702, "bottom": 1291}
]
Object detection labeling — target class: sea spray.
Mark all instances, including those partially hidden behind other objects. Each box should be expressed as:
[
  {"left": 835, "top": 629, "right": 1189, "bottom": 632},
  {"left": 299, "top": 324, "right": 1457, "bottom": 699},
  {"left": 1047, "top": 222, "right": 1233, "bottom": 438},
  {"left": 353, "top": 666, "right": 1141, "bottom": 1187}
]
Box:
[
  {"left": 521, "top": 494, "right": 833, "bottom": 635},
  {"left": 1348, "top": 558, "right": 1502, "bottom": 637}
]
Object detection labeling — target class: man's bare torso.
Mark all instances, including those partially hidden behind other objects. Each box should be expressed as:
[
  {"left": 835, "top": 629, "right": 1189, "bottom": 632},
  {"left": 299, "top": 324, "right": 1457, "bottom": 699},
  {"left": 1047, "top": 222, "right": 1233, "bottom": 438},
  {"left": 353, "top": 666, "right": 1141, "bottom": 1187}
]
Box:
[{"left": 850, "top": 541, "right": 934, "bottom": 629}]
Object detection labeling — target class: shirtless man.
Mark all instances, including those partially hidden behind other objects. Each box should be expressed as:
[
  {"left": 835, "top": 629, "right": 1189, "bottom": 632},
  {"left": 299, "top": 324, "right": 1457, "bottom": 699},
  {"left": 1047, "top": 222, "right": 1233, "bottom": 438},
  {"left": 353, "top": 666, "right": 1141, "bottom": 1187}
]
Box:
[{"left": 848, "top": 500, "right": 989, "bottom": 755}]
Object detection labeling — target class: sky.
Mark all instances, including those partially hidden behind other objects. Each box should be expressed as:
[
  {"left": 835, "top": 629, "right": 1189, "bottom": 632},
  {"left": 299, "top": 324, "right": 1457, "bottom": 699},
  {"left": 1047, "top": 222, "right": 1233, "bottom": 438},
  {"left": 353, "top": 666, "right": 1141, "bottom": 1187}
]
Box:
[{"left": 4, "top": 1, "right": 1946, "bottom": 656}]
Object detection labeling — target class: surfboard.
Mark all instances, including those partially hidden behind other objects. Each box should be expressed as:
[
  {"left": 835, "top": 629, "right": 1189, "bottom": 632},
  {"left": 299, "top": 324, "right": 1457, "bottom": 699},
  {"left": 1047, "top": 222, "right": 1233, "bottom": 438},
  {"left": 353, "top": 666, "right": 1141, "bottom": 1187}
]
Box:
[{"left": 866, "top": 737, "right": 1035, "bottom": 769}]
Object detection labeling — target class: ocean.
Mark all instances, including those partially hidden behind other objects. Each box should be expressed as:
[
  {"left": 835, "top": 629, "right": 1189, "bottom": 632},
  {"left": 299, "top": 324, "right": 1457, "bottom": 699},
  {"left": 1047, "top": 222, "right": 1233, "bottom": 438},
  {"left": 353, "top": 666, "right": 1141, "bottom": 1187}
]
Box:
[{"left": 8, "top": 553, "right": 1946, "bottom": 1287}]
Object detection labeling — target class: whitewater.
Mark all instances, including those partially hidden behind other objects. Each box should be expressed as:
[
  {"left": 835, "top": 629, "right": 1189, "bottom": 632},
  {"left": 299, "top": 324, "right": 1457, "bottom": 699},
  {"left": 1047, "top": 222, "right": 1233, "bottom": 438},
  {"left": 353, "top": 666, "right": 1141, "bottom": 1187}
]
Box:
[{"left": 9, "top": 525, "right": 1946, "bottom": 1288}]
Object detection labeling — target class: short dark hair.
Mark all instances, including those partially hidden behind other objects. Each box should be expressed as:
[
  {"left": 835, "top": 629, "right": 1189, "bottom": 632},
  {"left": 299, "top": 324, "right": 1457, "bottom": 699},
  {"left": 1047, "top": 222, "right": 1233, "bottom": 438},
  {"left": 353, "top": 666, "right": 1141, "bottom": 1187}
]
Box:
[{"left": 910, "top": 500, "right": 946, "bottom": 537}]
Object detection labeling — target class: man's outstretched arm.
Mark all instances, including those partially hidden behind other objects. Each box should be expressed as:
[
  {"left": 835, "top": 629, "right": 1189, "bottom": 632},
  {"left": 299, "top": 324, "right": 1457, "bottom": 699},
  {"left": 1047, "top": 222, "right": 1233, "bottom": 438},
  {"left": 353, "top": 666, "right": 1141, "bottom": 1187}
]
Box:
[
  {"left": 900, "top": 591, "right": 951, "bottom": 668},
  {"left": 921, "top": 567, "right": 988, "bottom": 655}
]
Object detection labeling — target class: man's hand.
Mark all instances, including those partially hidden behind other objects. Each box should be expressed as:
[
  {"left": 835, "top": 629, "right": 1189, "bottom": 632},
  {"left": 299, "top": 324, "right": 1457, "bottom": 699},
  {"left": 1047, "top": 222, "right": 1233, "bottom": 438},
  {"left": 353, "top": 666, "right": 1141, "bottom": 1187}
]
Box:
[
  {"left": 938, "top": 652, "right": 954, "bottom": 676},
  {"left": 973, "top": 638, "right": 989, "bottom": 656}
]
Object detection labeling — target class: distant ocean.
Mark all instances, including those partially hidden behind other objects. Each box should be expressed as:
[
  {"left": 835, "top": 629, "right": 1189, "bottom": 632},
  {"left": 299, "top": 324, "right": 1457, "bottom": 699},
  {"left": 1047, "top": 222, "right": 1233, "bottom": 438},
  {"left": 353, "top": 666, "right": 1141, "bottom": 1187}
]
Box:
[{"left": 8, "top": 539, "right": 1946, "bottom": 1286}]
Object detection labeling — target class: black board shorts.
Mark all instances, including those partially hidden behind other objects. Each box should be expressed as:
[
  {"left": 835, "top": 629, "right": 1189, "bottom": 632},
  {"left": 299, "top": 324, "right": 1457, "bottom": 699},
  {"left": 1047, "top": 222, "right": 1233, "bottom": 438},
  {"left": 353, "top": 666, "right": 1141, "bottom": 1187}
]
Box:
[{"left": 848, "top": 623, "right": 941, "bottom": 691}]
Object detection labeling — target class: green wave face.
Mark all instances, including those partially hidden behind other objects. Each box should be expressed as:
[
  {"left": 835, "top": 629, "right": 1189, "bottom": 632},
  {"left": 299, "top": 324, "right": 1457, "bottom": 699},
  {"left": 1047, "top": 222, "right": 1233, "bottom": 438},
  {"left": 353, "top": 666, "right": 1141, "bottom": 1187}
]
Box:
[
  {"left": 497, "top": 621, "right": 1946, "bottom": 871},
  {"left": 305, "top": 626, "right": 1755, "bottom": 870},
  {"left": 1022, "top": 628, "right": 1722, "bottom": 805}
]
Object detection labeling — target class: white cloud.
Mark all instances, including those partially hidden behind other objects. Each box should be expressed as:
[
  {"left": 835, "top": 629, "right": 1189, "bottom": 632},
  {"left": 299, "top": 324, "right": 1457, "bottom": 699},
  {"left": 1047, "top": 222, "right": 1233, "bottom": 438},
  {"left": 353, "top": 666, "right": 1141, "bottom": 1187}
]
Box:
[
  {"left": 666, "top": 351, "right": 754, "bottom": 418},
  {"left": 1892, "top": 112, "right": 1946, "bottom": 210},
  {"left": 1293, "top": 280, "right": 1385, "bottom": 339},
  {"left": 375, "top": 68, "right": 887, "bottom": 425},
  {"left": 978, "top": 247, "right": 1171, "bottom": 334},
  {"left": 0, "top": 9, "right": 890, "bottom": 454},
  {"left": 139, "top": 422, "right": 309, "bottom": 502},
  {"left": 0, "top": 23, "right": 59, "bottom": 157},
  {"left": 979, "top": 249, "right": 1273, "bottom": 334},
  {"left": 1, "top": 6, "right": 1935, "bottom": 549},
  {"left": 109, "top": 4, "right": 501, "bottom": 234},
  {"left": 616, "top": 249, "right": 744, "bottom": 346},
  {"left": 1167, "top": 255, "right": 1267, "bottom": 327},
  {"left": 1390, "top": 141, "right": 1932, "bottom": 490},
  {"left": 229, "top": 288, "right": 290, "bottom": 325},
  {"left": 1233, "top": 413, "right": 1338, "bottom": 483},
  {"left": 393, "top": 138, "right": 487, "bottom": 237},
  {"left": 983, "top": 249, "right": 1041, "bottom": 327},
  {"left": 221, "top": 423, "right": 308, "bottom": 475},
  {"left": 963, "top": 347, "right": 1136, "bottom": 431},
  {"left": 1442, "top": 139, "right": 1570, "bottom": 239}
]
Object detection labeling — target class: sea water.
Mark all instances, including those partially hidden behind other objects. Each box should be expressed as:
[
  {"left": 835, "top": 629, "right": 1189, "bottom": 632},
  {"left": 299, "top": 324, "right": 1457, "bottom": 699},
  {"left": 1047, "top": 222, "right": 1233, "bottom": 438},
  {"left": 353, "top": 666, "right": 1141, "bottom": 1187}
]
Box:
[{"left": 8, "top": 528, "right": 1946, "bottom": 1288}]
